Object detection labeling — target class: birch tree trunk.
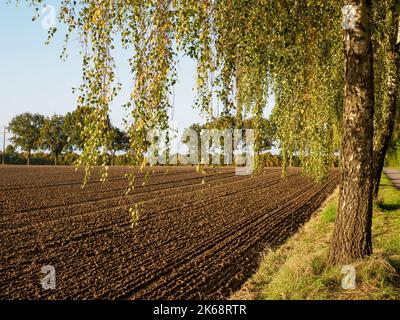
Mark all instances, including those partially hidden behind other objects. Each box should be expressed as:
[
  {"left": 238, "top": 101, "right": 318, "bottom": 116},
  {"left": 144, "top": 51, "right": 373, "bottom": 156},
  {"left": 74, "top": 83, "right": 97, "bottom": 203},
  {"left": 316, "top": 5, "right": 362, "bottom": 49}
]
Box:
[{"left": 329, "top": 0, "right": 375, "bottom": 265}]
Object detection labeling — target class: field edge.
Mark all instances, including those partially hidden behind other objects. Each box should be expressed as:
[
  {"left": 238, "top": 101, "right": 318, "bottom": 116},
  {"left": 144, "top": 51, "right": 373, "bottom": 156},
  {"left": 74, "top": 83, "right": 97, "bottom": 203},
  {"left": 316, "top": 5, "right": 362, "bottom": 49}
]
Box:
[{"left": 230, "top": 174, "right": 400, "bottom": 300}]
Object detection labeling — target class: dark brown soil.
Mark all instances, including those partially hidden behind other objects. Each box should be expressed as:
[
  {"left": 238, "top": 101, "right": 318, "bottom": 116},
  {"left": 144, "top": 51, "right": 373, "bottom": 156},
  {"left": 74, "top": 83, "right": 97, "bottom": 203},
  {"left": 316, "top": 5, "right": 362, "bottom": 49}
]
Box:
[{"left": 0, "top": 166, "right": 339, "bottom": 299}]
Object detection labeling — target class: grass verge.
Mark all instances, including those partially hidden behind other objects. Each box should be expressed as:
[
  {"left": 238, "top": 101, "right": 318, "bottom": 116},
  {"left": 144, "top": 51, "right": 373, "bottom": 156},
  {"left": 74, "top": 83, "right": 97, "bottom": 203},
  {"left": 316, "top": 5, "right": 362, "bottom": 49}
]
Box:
[{"left": 231, "top": 175, "right": 400, "bottom": 300}]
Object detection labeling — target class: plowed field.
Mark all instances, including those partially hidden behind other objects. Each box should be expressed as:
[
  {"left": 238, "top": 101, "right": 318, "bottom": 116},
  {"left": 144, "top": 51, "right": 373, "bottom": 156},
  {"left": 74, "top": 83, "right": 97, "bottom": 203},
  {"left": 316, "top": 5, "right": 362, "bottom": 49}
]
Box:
[{"left": 0, "top": 166, "right": 339, "bottom": 299}]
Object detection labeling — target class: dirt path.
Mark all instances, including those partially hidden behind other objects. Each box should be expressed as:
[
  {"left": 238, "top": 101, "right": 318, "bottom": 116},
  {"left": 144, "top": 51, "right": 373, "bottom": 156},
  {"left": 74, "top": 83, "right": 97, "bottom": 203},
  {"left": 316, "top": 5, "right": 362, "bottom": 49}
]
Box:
[
  {"left": 383, "top": 168, "right": 400, "bottom": 190},
  {"left": 0, "top": 166, "right": 339, "bottom": 299}
]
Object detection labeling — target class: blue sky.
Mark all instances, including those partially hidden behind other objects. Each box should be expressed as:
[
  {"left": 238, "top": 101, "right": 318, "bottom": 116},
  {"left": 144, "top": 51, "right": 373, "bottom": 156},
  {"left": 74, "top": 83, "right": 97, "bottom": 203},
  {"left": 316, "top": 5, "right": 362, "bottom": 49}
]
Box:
[{"left": 0, "top": 1, "right": 274, "bottom": 148}]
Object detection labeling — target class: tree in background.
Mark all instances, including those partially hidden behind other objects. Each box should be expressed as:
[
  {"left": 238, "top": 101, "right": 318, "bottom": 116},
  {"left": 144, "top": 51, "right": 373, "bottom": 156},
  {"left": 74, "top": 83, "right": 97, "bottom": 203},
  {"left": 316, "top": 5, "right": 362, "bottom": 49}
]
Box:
[
  {"left": 9, "top": 112, "right": 44, "bottom": 165},
  {"left": 8, "top": 110, "right": 128, "bottom": 166},
  {"left": 108, "top": 126, "right": 129, "bottom": 166},
  {"left": 63, "top": 107, "right": 87, "bottom": 151},
  {"left": 5, "top": 145, "right": 17, "bottom": 158},
  {"left": 189, "top": 114, "right": 276, "bottom": 166},
  {"left": 5, "top": 145, "right": 22, "bottom": 164},
  {"left": 39, "top": 115, "right": 68, "bottom": 165}
]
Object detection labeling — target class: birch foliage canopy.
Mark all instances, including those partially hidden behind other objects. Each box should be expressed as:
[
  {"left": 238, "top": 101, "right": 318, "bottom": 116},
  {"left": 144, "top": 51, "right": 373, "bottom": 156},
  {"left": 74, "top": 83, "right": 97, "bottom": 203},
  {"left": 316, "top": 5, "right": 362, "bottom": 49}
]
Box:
[{"left": 25, "top": 0, "right": 396, "bottom": 182}]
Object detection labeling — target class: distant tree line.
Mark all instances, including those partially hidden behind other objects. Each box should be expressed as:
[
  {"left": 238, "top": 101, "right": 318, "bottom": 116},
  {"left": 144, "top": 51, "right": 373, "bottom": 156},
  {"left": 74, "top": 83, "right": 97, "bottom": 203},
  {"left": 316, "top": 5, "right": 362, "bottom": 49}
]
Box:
[
  {"left": 188, "top": 113, "right": 280, "bottom": 167},
  {"left": 189, "top": 114, "right": 333, "bottom": 168},
  {"left": 4, "top": 111, "right": 396, "bottom": 168},
  {"left": 5, "top": 111, "right": 129, "bottom": 165},
  {"left": 4, "top": 111, "right": 287, "bottom": 167}
]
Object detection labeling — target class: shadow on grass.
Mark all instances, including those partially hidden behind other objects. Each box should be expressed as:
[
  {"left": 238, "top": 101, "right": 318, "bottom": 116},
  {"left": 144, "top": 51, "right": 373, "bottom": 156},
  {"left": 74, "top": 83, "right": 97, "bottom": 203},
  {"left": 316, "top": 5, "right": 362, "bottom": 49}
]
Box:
[{"left": 378, "top": 203, "right": 400, "bottom": 211}]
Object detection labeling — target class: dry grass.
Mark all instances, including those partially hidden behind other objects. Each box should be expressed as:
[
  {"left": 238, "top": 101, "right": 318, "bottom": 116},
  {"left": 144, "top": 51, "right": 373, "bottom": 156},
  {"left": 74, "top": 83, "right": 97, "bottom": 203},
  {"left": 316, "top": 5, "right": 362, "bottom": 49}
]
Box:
[{"left": 231, "top": 175, "right": 400, "bottom": 300}]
